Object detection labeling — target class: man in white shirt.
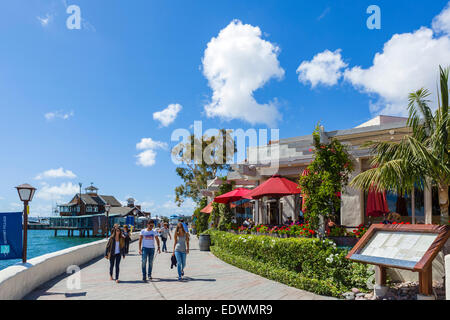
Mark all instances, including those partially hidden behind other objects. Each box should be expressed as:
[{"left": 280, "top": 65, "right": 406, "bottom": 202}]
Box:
[{"left": 139, "top": 220, "right": 161, "bottom": 281}]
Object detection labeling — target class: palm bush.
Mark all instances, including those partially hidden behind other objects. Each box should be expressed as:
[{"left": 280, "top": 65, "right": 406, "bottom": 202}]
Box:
[{"left": 350, "top": 66, "right": 449, "bottom": 223}]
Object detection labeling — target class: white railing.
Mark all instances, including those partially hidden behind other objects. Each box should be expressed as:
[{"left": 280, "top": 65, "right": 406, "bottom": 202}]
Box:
[{"left": 0, "top": 232, "right": 140, "bottom": 300}]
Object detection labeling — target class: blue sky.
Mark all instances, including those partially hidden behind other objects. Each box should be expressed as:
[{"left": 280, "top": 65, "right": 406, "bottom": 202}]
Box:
[{"left": 0, "top": 0, "right": 449, "bottom": 217}]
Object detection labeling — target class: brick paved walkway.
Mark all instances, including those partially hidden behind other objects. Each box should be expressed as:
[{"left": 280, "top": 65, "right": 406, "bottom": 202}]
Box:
[{"left": 25, "top": 235, "right": 335, "bottom": 300}]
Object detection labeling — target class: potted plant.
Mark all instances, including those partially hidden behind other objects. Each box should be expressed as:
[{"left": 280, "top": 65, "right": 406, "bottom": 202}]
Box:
[
  {"left": 269, "top": 226, "right": 279, "bottom": 237},
  {"left": 258, "top": 225, "right": 269, "bottom": 235},
  {"left": 278, "top": 226, "right": 288, "bottom": 238}
]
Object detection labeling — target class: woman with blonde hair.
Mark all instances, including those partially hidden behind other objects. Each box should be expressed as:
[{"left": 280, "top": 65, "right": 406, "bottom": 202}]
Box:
[
  {"left": 105, "top": 227, "right": 126, "bottom": 283},
  {"left": 172, "top": 222, "right": 189, "bottom": 280}
]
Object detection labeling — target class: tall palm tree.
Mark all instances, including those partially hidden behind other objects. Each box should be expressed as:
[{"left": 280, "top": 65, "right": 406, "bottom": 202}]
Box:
[{"left": 350, "top": 66, "right": 449, "bottom": 223}]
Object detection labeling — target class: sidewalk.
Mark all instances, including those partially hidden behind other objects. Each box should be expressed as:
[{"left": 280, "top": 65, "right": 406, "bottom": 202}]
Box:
[{"left": 25, "top": 235, "right": 335, "bottom": 300}]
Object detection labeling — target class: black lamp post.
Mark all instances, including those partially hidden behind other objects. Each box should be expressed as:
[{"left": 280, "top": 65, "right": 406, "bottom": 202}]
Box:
[
  {"left": 15, "top": 183, "right": 36, "bottom": 263},
  {"left": 105, "top": 204, "right": 111, "bottom": 237}
]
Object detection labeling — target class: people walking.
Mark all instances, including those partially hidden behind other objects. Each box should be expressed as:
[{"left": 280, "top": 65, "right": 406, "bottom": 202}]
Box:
[
  {"left": 139, "top": 220, "right": 161, "bottom": 282},
  {"left": 160, "top": 222, "right": 172, "bottom": 253},
  {"left": 105, "top": 228, "right": 126, "bottom": 283},
  {"left": 179, "top": 219, "right": 189, "bottom": 233},
  {"left": 172, "top": 222, "right": 190, "bottom": 281},
  {"left": 123, "top": 225, "right": 131, "bottom": 255}
]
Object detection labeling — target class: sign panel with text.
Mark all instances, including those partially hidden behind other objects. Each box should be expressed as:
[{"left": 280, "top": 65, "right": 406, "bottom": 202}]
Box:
[{"left": 0, "top": 212, "right": 23, "bottom": 260}]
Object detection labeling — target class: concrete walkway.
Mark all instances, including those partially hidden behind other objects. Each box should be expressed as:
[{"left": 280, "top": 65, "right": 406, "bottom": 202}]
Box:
[{"left": 25, "top": 235, "right": 335, "bottom": 300}]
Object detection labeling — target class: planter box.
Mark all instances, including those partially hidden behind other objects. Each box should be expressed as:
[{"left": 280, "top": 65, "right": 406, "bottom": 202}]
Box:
[
  {"left": 270, "top": 233, "right": 279, "bottom": 238},
  {"left": 199, "top": 234, "right": 211, "bottom": 251},
  {"left": 327, "top": 236, "right": 358, "bottom": 247}
]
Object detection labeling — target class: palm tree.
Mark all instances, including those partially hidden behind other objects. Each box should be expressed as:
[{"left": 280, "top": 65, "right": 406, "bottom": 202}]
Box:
[{"left": 350, "top": 66, "right": 449, "bottom": 223}]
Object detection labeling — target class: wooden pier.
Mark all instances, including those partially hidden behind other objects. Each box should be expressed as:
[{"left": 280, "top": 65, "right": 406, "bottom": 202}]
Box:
[
  {"left": 27, "top": 214, "right": 124, "bottom": 238},
  {"left": 28, "top": 223, "right": 103, "bottom": 237},
  {"left": 27, "top": 214, "right": 146, "bottom": 237}
]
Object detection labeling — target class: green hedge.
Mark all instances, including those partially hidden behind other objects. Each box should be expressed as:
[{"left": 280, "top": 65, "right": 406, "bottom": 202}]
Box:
[{"left": 207, "top": 231, "right": 373, "bottom": 298}]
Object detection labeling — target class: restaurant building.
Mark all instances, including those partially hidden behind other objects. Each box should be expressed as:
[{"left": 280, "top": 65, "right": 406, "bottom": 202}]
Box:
[
  {"left": 58, "top": 184, "right": 145, "bottom": 217},
  {"left": 204, "top": 115, "right": 445, "bottom": 227}
]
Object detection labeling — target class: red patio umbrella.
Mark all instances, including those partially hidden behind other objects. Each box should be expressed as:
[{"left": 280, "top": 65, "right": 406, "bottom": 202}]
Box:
[
  {"left": 366, "top": 186, "right": 389, "bottom": 217},
  {"left": 245, "top": 175, "right": 301, "bottom": 199},
  {"left": 214, "top": 188, "right": 251, "bottom": 204},
  {"left": 200, "top": 202, "right": 213, "bottom": 214}
]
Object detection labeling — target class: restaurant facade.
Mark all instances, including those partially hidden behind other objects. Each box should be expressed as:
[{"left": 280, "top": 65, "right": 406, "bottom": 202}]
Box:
[{"left": 202, "top": 115, "right": 445, "bottom": 228}]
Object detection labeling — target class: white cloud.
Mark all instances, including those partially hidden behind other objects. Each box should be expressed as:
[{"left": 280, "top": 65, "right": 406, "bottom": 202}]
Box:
[
  {"left": 432, "top": 2, "right": 450, "bottom": 34},
  {"left": 9, "top": 202, "right": 22, "bottom": 210},
  {"left": 35, "top": 167, "right": 77, "bottom": 180},
  {"left": 317, "top": 7, "right": 331, "bottom": 21},
  {"left": 296, "top": 49, "right": 347, "bottom": 88},
  {"left": 37, "top": 14, "right": 52, "bottom": 27},
  {"left": 140, "top": 201, "right": 156, "bottom": 212},
  {"left": 29, "top": 204, "right": 53, "bottom": 217},
  {"left": 45, "top": 110, "right": 74, "bottom": 121},
  {"left": 202, "top": 19, "right": 285, "bottom": 126},
  {"left": 297, "top": 2, "right": 450, "bottom": 116},
  {"left": 136, "top": 149, "right": 158, "bottom": 167},
  {"left": 344, "top": 25, "right": 450, "bottom": 115},
  {"left": 135, "top": 138, "right": 168, "bottom": 167},
  {"left": 36, "top": 182, "right": 79, "bottom": 201},
  {"left": 153, "top": 103, "right": 182, "bottom": 127},
  {"left": 136, "top": 138, "right": 168, "bottom": 151},
  {"left": 161, "top": 198, "right": 195, "bottom": 215}
]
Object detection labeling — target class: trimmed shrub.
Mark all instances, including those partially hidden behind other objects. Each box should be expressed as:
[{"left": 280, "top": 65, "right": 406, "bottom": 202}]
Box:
[
  {"left": 207, "top": 230, "right": 373, "bottom": 297},
  {"left": 211, "top": 246, "right": 342, "bottom": 297}
]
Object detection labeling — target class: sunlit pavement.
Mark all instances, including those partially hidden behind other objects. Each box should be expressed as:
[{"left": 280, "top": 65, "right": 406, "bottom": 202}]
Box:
[{"left": 25, "top": 235, "right": 335, "bottom": 300}]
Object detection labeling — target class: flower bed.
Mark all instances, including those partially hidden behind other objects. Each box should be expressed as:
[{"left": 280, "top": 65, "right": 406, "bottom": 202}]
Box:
[
  {"left": 237, "top": 223, "right": 365, "bottom": 244},
  {"left": 206, "top": 230, "right": 373, "bottom": 298}
]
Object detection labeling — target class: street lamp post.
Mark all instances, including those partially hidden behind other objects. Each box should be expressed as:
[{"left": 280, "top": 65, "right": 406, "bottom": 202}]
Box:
[
  {"left": 105, "top": 204, "right": 111, "bottom": 237},
  {"left": 15, "top": 183, "right": 36, "bottom": 264}
]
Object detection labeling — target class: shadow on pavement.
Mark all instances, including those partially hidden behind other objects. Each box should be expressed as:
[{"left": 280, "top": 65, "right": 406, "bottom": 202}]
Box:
[
  {"left": 152, "top": 277, "right": 216, "bottom": 282},
  {"left": 117, "top": 280, "right": 148, "bottom": 284},
  {"left": 65, "top": 292, "right": 87, "bottom": 298}
]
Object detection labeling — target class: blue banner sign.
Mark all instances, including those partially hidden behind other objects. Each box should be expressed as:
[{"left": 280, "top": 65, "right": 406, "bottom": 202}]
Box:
[
  {"left": 0, "top": 212, "right": 23, "bottom": 260},
  {"left": 126, "top": 216, "right": 135, "bottom": 226}
]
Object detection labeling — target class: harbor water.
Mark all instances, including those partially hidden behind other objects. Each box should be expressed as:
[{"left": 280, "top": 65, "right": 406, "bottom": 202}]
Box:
[{"left": 0, "top": 229, "right": 100, "bottom": 271}]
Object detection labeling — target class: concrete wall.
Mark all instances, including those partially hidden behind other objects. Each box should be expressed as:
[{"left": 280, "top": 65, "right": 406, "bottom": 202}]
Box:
[
  {"left": 280, "top": 195, "right": 296, "bottom": 222},
  {"left": 0, "top": 232, "right": 140, "bottom": 300},
  {"left": 341, "top": 158, "right": 364, "bottom": 227}
]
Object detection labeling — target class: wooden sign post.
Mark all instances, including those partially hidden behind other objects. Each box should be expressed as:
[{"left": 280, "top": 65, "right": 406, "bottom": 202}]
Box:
[{"left": 346, "top": 224, "right": 449, "bottom": 298}]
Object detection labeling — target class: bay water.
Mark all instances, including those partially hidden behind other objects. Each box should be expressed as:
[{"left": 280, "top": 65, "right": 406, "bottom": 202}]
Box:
[{"left": 0, "top": 229, "right": 100, "bottom": 271}]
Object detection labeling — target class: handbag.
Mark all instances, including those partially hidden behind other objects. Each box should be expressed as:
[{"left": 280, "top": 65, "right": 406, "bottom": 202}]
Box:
[{"left": 171, "top": 254, "right": 177, "bottom": 269}]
